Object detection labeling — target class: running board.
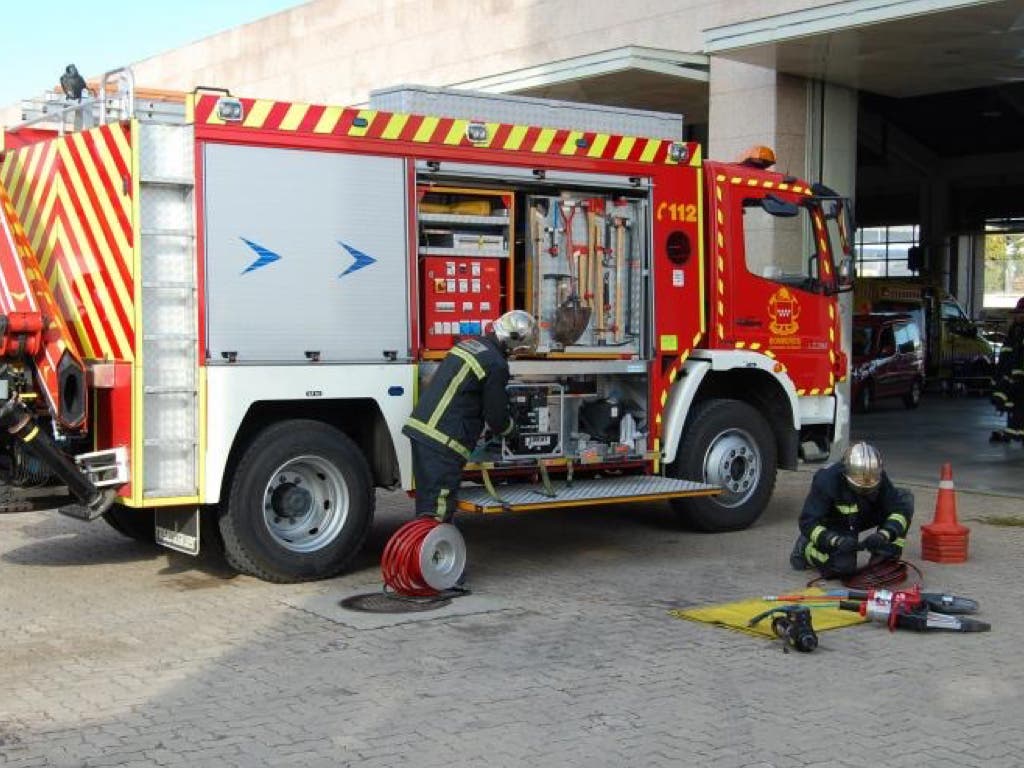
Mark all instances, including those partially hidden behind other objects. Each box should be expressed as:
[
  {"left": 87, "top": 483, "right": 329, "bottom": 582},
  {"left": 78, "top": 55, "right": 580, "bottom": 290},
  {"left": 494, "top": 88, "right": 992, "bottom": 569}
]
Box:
[{"left": 457, "top": 475, "right": 719, "bottom": 514}]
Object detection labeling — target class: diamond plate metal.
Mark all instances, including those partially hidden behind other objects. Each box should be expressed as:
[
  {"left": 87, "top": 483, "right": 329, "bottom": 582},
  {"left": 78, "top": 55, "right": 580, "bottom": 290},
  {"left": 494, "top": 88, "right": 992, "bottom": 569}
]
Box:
[{"left": 458, "top": 475, "right": 718, "bottom": 513}]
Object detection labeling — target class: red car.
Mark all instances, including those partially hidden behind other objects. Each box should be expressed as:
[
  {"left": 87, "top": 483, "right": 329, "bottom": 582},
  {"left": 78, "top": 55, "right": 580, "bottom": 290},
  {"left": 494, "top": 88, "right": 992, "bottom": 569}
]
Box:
[{"left": 851, "top": 313, "right": 926, "bottom": 411}]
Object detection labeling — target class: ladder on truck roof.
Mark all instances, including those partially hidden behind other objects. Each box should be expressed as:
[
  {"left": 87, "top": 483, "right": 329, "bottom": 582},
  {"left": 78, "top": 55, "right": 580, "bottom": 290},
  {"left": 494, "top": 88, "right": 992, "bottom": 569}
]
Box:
[{"left": 9, "top": 67, "right": 187, "bottom": 137}]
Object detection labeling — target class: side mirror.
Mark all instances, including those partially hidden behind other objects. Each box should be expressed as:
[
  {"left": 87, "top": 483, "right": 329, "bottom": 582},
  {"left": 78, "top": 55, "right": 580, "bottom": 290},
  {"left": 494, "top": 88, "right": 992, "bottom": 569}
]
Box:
[{"left": 761, "top": 194, "right": 799, "bottom": 218}]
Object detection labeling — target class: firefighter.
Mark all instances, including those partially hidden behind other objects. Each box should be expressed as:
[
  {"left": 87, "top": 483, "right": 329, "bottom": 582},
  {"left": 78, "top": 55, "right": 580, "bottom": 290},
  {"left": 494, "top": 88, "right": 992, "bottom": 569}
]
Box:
[
  {"left": 990, "top": 298, "right": 1024, "bottom": 443},
  {"left": 402, "top": 310, "right": 539, "bottom": 522},
  {"left": 789, "top": 442, "right": 914, "bottom": 577}
]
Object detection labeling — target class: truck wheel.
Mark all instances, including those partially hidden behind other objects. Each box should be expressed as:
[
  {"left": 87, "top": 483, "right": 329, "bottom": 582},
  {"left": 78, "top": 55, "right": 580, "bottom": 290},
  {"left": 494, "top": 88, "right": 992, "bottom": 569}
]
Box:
[
  {"left": 668, "top": 399, "right": 777, "bottom": 532},
  {"left": 102, "top": 507, "right": 156, "bottom": 543},
  {"left": 903, "top": 378, "right": 922, "bottom": 409},
  {"left": 220, "top": 420, "right": 374, "bottom": 583}
]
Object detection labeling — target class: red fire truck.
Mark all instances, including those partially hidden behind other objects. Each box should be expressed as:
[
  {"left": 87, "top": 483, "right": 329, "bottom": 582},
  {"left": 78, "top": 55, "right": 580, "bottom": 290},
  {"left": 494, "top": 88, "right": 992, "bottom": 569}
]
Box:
[{"left": 0, "top": 71, "right": 852, "bottom": 582}]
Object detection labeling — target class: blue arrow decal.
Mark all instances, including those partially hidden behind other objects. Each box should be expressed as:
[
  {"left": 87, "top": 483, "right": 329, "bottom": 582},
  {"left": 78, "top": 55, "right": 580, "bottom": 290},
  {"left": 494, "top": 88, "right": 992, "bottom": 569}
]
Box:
[
  {"left": 240, "top": 238, "right": 281, "bottom": 274},
  {"left": 338, "top": 241, "right": 376, "bottom": 278}
]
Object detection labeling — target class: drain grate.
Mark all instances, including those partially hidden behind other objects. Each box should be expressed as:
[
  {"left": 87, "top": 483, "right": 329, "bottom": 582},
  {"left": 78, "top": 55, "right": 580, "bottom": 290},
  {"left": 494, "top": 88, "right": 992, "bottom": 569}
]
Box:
[{"left": 340, "top": 591, "right": 452, "bottom": 613}]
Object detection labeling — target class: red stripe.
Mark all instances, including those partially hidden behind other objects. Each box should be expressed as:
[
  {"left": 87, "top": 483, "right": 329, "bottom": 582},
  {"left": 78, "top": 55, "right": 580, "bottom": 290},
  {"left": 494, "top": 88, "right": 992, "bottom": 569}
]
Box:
[
  {"left": 490, "top": 123, "right": 512, "bottom": 150},
  {"left": 334, "top": 109, "right": 358, "bottom": 135},
  {"left": 365, "top": 110, "right": 391, "bottom": 139},
  {"left": 263, "top": 101, "right": 291, "bottom": 131},
  {"left": 521, "top": 125, "right": 542, "bottom": 152},
  {"left": 398, "top": 114, "right": 423, "bottom": 142},
  {"left": 603, "top": 135, "right": 622, "bottom": 160},
  {"left": 194, "top": 96, "right": 215, "bottom": 123},
  {"left": 579, "top": 131, "right": 597, "bottom": 154},
  {"left": 549, "top": 129, "right": 571, "bottom": 155},
  {"left": 54, "top": 161, "right": 132, "bottom": 359},
  {"left": 81, "top": 132, "right": 132, "bottom": 246},
  {"left": 15, "top": 144, "right": 56, "bottom": 251},
  {"left": 434, "top": 118, "right": 454, "bottom": 145},
  {"left": 99, "top": 124, "right": 131, "bottom": 181},
  {"left": 3, "top": 147, "right": 31, "bottom": 206},
  {"left": 62, "top": 138, "right": 134, "bottom": 296},
  {"left": 39, "top": 212, "right": 104, "bottom": 357},
  {"left": 297, "top": 104, "right": 325, "bottom": 133},
  {"left": 651, "top": 141, "right": 669, "bottom": 164}
]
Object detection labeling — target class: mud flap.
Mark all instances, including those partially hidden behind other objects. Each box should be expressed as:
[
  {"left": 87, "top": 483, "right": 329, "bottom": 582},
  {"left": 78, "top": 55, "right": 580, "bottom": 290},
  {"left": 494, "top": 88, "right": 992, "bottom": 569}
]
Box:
[{"left": 155, "top": 507, "right": 200, "bottom": 556}]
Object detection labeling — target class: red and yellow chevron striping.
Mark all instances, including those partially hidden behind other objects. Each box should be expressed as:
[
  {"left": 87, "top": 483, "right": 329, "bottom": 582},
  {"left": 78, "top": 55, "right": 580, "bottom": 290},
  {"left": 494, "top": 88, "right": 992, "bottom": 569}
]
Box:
[
  {"left": 1, "top": 123, "right": 135, "bottom": 361},
  {"left": 192, "top": 96, "right": 699, "bottom": 166}
]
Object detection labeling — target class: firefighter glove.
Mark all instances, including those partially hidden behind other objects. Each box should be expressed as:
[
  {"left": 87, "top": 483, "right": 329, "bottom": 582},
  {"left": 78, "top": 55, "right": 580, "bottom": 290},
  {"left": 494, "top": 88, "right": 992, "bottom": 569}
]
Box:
[
  {"left": 827, "top": 532, "right": 858, "bottom": 554},
  {"left": 861, "top": 531, "right": 891, "bottom": 554}
]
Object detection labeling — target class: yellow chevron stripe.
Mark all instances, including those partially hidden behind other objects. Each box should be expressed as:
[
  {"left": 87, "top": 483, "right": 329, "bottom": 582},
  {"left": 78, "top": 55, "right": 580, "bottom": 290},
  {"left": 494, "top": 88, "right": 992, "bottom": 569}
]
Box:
[
  {"left": 561, "top": 131, "right": 583, "bottom": 156},
  {"left": 533, "top": 128, "right": 556, "bottom": 153},
  {"left": 381, "top": 113, "right": 410, "bottom": 140},
  {"left": 717, "top": 278, "right": 724, "bottom": 294},
  {"left": 717, "top": 300, "right": 724, "bottom": 315},
  {"left": 763, "top": 181, "right": 774, "bottom": 188},
  {"left": 689, "top": 145, "right": 702, "bottom": 166},
  {"left": 53, "top": 168, "right": 133, "bottom": 354},
  {"left": 716, "top": 174, "right": 725, "bottom": 182},
  {"left": 731, "top": 177, "right": 741, "bottom": 184},
  {"left": 587, "top": 133, "right": 610, "bottom": 158},
  {"left": 48, "top": 246, "right": 92, "bottom": 358},
  {"left": 668, "top": 368, "right": 677, "bottom": 384},
  {"left": 13, "top": 144, "right": 42, "bottom": 217},
  {"left": 717, "top": 231, "right": 724, "bottom": 248},
  {"left": 750, "top": 342, "right": 761, "bottom": 350},
  {"left": 314, "top": 106, "right": 343, "bottom": 134},
  {"left": 414, "top": 116, "right": 440, "bottom": 143},
  {"left": 71, "top": 133, "right": 132, "bottom": 257},
  {"left": 504, "top": 125, "right": 528, "bottom": 150},
  {"left": 58, "top": 141, "right": 134, "bottom": 315},
  {"left": 715, "top": 185, "right": 722, "bottom": 202},
  {"left": 717, "top": 256, "right": 724, "bottom": 271},
  {"left": 279, "top": 103, "right": 310, "bottom": 131},
  {"left": 614, "top": 137, "right": 636, "bottom": 160},
  {"left": 660, "top": 391, "right": 668, "bottom": 407},
  {"left": 92, "top": 132, "right": 131, "bottom": 222},
  {"left": 348, "top": 110, "right": 377, "bottom": 138},
  {"left": 736, "top": 341, "right": 746, "bottom": 349},
  {"left": 28, "top": 158, "right": 61, "bottom": 257},
  {"left": 444, "top": 119, "right": 469, "bottom": 145},
  {"left": 640, "top": 139, "right": 660, "bottom": 163},
  {"left": 243, "top": 99, "right": 274, "bottom": 129},
  {"left": 765, "top": 350, "right": 776, "bottom": 358},
  {"left": 810, "top": 388, "right": 821, "bottom": 395},
  {"left": 53, "top": 220, "right": 111, "bottom": 357},
  {"left": 797, "top": 389, "right": 806, "bottom": 396},
  {"left": 693, "top": 332, "right": 702, "bottom": 347},
  {"left": 717, "top": 324, "right": 725, "bottom": 339}
]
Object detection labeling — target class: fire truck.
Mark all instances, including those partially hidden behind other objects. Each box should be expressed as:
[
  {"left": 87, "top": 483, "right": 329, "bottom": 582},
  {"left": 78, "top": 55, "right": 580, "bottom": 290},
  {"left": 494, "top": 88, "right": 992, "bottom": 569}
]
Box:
[{"left": 0, "top": 70, "right": 852, "bottom": 582}]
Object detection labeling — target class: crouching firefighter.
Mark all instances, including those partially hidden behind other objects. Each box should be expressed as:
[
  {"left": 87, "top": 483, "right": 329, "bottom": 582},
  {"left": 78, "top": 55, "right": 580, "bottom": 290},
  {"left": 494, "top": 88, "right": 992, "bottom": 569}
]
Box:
[
  {"left": 790, "top": 442, "right": 914, "bottom": 577},
  {"left": 402, "top": 310, "right": 539, "bottom": 522}
]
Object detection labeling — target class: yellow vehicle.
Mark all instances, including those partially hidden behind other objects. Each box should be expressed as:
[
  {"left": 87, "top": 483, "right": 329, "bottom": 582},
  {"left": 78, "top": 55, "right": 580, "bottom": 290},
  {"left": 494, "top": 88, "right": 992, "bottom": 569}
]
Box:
[{"left": 854, "top": 279, "right": 995, "bottom": 389}]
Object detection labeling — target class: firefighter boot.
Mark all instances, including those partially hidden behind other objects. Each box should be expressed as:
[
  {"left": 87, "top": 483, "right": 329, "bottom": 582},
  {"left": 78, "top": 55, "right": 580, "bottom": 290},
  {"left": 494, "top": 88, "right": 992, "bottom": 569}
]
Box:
[{"left": 790, "top": 534, "right": 810, "bottom": 571}]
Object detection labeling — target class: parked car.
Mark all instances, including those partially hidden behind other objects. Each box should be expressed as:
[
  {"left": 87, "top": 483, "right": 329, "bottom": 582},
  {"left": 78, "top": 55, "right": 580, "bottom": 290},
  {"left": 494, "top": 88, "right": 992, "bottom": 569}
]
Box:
[{"left": 851, "top": 313, "right": 926, "bottom": 411}]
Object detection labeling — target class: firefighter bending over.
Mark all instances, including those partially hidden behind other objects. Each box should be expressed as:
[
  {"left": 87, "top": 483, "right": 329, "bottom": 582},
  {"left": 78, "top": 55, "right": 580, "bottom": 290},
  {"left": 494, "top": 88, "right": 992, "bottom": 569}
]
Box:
[
  {"left": 790, "top": 442, "right": 914, "bottom": 577},
  {"left": 402, "top": 310, "right": 539, "bottom": 522}
]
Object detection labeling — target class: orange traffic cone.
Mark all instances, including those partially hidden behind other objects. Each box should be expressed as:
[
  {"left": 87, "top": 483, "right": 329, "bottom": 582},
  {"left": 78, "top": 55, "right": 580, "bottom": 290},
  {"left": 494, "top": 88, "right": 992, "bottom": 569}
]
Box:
[{"left": 920, "top": 462, "right": 970, "bottom": 563}]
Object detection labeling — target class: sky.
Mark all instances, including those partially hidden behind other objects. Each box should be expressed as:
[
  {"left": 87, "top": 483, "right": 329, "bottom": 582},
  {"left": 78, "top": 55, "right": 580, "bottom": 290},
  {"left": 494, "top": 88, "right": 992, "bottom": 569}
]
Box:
[{"left": 0, "top": 0, "right": 305, "bottom": 107}]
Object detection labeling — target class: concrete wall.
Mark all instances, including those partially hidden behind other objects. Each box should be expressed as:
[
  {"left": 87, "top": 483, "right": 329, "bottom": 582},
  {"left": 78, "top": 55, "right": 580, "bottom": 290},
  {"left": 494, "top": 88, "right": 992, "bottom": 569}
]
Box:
[{"left": 127, "top": 0, "right": 825, "bottom": 106}]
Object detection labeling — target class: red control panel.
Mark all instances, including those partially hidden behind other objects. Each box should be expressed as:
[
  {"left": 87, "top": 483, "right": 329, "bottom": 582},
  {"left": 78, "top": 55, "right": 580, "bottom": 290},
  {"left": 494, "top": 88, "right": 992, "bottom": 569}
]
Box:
[{"left": 422, "top": 257, "right": 503, "bottom": 350}]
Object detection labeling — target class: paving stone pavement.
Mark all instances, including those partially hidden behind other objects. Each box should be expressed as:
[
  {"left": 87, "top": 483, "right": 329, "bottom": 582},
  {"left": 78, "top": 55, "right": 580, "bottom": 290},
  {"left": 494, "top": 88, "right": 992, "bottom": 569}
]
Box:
[{"left": 1, "top": 467, "right": 1023, "bottom": 767}]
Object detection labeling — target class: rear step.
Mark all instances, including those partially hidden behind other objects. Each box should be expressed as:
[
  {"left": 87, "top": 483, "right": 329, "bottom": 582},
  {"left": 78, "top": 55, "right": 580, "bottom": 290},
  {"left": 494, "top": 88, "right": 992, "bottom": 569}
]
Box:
[{"left": 457, "top": 475, "right": 719, "bottom": 514}]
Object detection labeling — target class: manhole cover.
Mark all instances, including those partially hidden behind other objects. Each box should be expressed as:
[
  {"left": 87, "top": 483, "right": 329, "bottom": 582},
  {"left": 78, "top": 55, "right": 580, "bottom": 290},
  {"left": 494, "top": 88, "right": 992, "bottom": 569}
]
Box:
[{"left": 340, "top": 592, "right": 452, "bottom": 613}]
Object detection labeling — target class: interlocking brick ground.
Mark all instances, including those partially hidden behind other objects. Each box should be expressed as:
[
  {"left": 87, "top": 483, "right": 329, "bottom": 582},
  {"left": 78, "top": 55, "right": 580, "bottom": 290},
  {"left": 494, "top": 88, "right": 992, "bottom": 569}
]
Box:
[{"left": 1, "top": 438, "right": 1022, "bottom": 766}]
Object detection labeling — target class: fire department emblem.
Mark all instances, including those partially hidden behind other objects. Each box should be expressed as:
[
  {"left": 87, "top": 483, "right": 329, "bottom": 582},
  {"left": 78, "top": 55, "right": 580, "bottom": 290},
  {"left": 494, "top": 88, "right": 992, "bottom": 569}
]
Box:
[{"left": 768, "top": 287, "right": 801, "bottom": 336}]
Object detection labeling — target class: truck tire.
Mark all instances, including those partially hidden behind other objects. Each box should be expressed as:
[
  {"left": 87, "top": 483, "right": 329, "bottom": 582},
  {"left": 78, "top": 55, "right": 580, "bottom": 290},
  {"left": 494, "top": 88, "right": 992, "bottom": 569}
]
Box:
[
  {"left": 102, "top": 507, "right": 156, "bottom": 543},
  {"left": 667, "top": 399, "right": 777, "bottom": 532},
  {"left": 220, "top": 420, "right": 374, "bottom": 583}
]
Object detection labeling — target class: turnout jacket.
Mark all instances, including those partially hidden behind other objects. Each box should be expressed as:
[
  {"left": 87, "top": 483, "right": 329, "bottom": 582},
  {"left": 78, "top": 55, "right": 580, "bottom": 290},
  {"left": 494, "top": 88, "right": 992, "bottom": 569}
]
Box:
[
  {"left": 402, "top": 336, "right": 514, "bottom": 461},
  {"left": 798, "top": 462, "right": 911, "bottom": 553}
]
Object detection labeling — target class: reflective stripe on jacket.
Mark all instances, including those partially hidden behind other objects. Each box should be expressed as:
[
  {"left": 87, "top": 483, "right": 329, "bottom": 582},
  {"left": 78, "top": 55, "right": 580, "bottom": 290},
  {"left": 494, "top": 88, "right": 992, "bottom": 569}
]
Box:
[{"left": 402, "top": 336, "right": 512, "bottom": 461}]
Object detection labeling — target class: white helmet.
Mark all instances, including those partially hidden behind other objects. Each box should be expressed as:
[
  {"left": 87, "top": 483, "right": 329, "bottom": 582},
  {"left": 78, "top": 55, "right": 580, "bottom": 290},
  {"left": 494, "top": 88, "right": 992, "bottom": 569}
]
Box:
[
  {"left": 843, "top": 441, "right": 882, "bottom": 492},
  {"left": 492, "top": 310, "right": 538, "bottom": 356}
]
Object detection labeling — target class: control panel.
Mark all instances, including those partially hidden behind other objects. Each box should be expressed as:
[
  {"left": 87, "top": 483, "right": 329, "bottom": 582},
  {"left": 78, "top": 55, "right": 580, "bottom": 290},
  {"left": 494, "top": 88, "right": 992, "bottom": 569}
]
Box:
[{"left": 422, "top": 257, "right": 502, "bottom": 349}]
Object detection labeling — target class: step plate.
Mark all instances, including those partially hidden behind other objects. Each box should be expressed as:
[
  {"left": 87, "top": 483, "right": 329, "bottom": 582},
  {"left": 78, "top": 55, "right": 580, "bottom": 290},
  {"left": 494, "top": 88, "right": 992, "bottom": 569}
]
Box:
[{"left": 457, "top": 475, "right": 719, "bottom": 514}]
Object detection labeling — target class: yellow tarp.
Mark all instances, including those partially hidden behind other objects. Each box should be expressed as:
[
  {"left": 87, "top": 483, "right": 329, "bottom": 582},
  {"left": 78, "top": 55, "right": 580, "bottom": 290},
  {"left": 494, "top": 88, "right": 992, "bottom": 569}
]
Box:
[{"left": 670, "top": 589, "right": 867, "bottom": 639}]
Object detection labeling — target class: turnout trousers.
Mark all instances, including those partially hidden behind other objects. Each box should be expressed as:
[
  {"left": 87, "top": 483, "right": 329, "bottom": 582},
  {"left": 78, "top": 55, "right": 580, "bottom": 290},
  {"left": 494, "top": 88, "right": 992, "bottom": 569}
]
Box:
[{"left": 411, "top": 440, "right": 465, "bottom": 523}]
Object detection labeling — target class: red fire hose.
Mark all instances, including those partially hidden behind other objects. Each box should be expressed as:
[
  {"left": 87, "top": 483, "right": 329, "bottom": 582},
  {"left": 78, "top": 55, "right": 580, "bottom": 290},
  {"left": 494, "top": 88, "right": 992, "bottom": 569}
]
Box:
[{"left": 381, "top": 517, "right": 468, "bottom": 597}]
